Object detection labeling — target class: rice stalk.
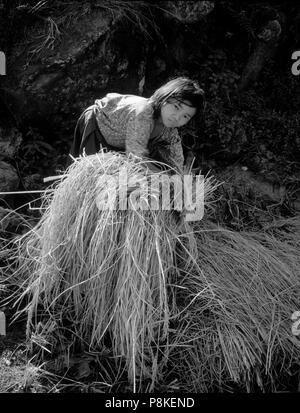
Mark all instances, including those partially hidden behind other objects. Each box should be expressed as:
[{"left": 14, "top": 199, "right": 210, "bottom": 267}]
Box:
[
  {"left": 170, "top": 218, "right": 300, "bottom": 391},
  {"left": 5, "top": 151, "right": 215, "bottom": 391},
  {"left": 6, "top": 149, "right": 300, "bottom": 392}
]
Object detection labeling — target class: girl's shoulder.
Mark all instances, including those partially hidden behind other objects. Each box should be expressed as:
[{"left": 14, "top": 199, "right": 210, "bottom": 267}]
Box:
[
  {"left": 121, "top": 94, "right": 153, "bottom": 117},
  {"left": 101, "top": 93, "right": 153, "bottom": 115}
]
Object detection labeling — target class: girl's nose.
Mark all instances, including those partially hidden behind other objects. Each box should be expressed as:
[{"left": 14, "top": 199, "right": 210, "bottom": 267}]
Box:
[{"left": 174, "top": 113, "right": 181, "bottom": 122}]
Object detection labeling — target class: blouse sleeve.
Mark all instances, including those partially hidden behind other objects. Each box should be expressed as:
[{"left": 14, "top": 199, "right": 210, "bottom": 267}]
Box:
[
  {"left": 125, "top": 109, "right": 153, "bottom": 158},
  {"left": 167, "top": 134, "right": 184, "bottom": 174},
  {"left": 149, "top": 128, "right": 184, "bottom": 174}
]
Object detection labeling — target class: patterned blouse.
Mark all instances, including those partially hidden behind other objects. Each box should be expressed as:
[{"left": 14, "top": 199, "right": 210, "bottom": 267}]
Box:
[{"left": 94, "top": 93, "right": 184, "bottom": 172}]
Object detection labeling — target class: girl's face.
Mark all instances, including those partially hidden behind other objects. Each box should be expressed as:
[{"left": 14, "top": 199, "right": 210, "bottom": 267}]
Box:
[{"left": 159, "top": 98, "right": 196, "bottom": 128}]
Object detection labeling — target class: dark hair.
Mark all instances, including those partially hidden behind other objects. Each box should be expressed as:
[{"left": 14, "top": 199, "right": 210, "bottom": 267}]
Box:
[{"left": 149, "top": 77, "right": 205, "bottom": 123}]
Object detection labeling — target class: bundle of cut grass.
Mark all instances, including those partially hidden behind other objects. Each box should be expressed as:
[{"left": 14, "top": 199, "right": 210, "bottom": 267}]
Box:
[
  {"left": 8, "top": 149, "right": 300, "bottom": 392},
  {"left": 7, "top": 151, "right": 216, "bottom": 391},
  {"left": 170, "top": 218, "right": 300, "bottom": 392}
]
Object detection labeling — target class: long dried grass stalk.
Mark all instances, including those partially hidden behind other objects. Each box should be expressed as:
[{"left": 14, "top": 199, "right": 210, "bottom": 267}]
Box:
[
  {"left": 171, "top": 218, "right": 300, "bottom": 391},
  {"left": 7, "top": 150, "right": 299, "bottom": 392},
  {"left": 7, "top": 151, "right": 216, "bottom": 391}
]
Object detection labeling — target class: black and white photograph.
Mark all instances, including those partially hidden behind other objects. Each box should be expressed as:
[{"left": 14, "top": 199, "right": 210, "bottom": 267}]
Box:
[{"left": 0, "top": 0, "right": 300, "bottom": 398}]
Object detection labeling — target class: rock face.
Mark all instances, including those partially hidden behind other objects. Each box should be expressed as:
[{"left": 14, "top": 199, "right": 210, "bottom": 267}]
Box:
[
  {"left": 1, "top": 7, "right": 149, "bottom": 145},
  {"left": 0, "top": 1, "right": 215, "bottom": 143}
]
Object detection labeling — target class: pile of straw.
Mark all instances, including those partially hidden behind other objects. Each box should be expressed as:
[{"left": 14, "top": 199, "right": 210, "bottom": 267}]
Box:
[
  {"left": 7, "top": 151, "right": 216, "bottom": 391},
  {"left": 4, "top": 150, "right": 300, "bottom": 392},
  {"left": 170, "top": 218, "right": 300, "bottom": 391}
]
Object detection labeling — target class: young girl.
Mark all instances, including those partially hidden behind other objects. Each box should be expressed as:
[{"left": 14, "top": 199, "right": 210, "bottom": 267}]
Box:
[{"left": 69, "top": 77, "right": 205, "bottom": 173}]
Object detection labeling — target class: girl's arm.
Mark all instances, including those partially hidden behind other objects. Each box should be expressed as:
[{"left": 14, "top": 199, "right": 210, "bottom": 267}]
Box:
[
  {"left": 148, "top": 129, "right": 184, "bottom": 174},
  {"left": 165, "top": 135, "right": 184, "bottom": 174}
]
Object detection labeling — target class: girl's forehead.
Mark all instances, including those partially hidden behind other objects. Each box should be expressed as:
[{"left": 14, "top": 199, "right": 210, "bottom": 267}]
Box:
[{"left": 166, "top": 98, "right": 196, "bottom": 115}]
